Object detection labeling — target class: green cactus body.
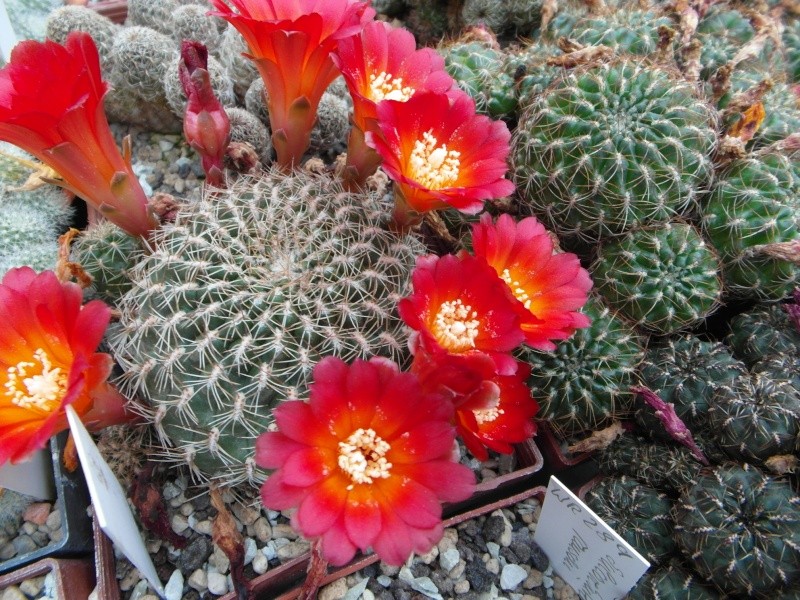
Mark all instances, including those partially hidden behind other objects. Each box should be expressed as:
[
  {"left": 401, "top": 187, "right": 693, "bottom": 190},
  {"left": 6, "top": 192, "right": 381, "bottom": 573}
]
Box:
[
  {"left": 169, "top": 4, "right": 223, "bottom": 52},
  {"left": 110, "top": 170, "right": 424, "bottom": 486},
  {"left": 215, "top": 25, "right": 260, "bottom": 101},
  {"left": 71, "top": 222, "right": 144, "bottom": 305},
  {"left": 584, "top": 475, "right": 675, "bottom": 565},
  {"left": 513, "top": 60, "right": 716, "bottom": 241},
  {"left": 636, "top": 336, "right": 747, "bottom": 433},
  {"left": 519, "top": 297, "right": 644, "bottom": 435},
  {"left": 727, "top": 305, "right": 800, "bottom": 367},
  {"left": 225, "top": 107, "right": 272, "bottom": 164},
  {"left": 126, "top": 0, "right": 181, "bottom": 34},
  {"left": 785, "top": 19, "right": 800, "bottom": 83},
  {"left": 627, "top": 560, "right": 721, "bottom": 600},
  {"left": 503, "top": 42, "right": 563, "bottom": 115},
  {"left": 461, "top": 0, "right": 542, "bottom": 38},
  {"left": 694, "top": 7, "right": 755, "bottom": 81},
  {"left": 673, "top": 464, "right": 800, "bottom": 597},
  {"left": 592, "top": 222, "right": 722, "bottom": 334},
  {"left": 599, "top": 434, "right": 703, "bottom": 496},
  {"left": 709, "top": 371, "right": 800, "bottom": 465},
  {"left": 569, "top": 9, "right": 672, "bottom": 57},
  {"left": 441, "top": 42, "right": 517, "bottom": 119},
  {"left": 701, "top": 152, "right": 800, "bottom": 301},
  {"left": 45, "top": 6, "right": 119, "bottom": 70}
]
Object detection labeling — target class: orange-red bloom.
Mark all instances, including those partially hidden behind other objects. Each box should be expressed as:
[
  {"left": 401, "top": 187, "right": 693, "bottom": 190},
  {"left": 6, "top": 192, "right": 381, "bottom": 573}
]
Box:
[
  {"left": 0, "top": 268, "right": 130, "bottom": 465},
  {"left": 210, "top": 0, "right": 374, "bottom": 170},
  {"left": 258, "top": 357, "right": 475, "bottom": 566},
  {"left": 412, "top": 351, "right": 538, "bottom": 461},
  {"left": 472, "top": 213, "right": 593, "bottom": 351},
  {"left": 332, "top": 21, "right": 454, "bottom": 187},
  {"left": 366, "top": 90, "right": 515, "bottom": 228},
  {"left": 398, "top": 254, "right": 524, "bottom": 375},
  {"left": 0, "top": 33, "right": 157, "bottom": 237}
]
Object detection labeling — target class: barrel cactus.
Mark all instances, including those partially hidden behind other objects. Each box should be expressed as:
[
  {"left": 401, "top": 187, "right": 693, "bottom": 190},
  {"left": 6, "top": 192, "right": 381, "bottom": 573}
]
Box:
[
  {"left": 567, "top": 7, "right": 672, "bottom": 57},
  {"left": 693, "top": 6, "right": 757, "bottom": 81},
  {"left": 673, "top": 464, "right": 800, "bottom": 597},
  {"left": 727, "top": 304, "right": 800, "bottom": 367},
  {"left": 591, "top": 222, "right": 722, "bottom": 334},
  {"left": 44, "top": 6, "right": 120, "bottom": 70},
  {"left": 110, "top": 169, "right": 424, "bottom": 486},
  {"left": 513, "top": 59, "right": 716, "bottom": 241},
  {"left": 627, "top": 560, "right": 721, "bottom": 600}
]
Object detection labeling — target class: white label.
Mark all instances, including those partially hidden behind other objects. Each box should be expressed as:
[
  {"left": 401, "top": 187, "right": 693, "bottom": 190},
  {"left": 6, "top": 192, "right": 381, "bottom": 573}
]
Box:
[
  {"left": 66, "top": 406, "right": 166, "bottom": 598},
  {"left": 533, "top": 476, "right": 650, "bottom": 600},
  {"left": 0, "top": 447, "right": 55, "bottom": 500}
]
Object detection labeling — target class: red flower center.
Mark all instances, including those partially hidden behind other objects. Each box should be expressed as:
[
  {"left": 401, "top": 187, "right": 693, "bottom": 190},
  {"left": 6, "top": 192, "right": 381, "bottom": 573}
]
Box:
[
  {"left": 500, "top": 268, "right": 534, "bottom": 310},
  {"left": 5, "top": 348, "right": 67, "bottom": 413},
  {"left": 433, "top": 299, "right": 480, "bottom": 352},
  {"left": 474, "top": 405, "right": 504, "bottom": 425},
  {"left": 337, "top": 427, "right": 393, "bottom": 486},
  {"left": 409, "top": 130, "right": 460, "bottom": 190},
  {"left": 368, "top": 71, "right": 414, "bottom": 102}
]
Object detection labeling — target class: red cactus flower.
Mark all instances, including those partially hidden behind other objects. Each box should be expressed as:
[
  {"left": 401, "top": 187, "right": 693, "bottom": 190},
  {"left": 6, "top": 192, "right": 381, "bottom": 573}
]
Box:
[
  {"left": 209, "top": 0, "right": 374, "bottom": 170},
  {"left": 471, "top": 213, "right": 593, "bottom": 351},
  {"left": 365, "top": 90, "right": 515, "bottom": 229},
  {"left": 179, "top": 40, "right": 231, "bottom": 188},
  {"left": 398, "top": 254, "right": 524, "bottom": 375},
  {"left": 0, "top": 268, "right": 131, "bottom": 465},
  {"left": 0, "top": 32, "right": 157, "bottom": 237},
  {"left": 411, "top": 351, "right": 538, "bottom": 460},
  {"left": 332, "top": 21, "right": 454, "bottom": 187},
  {"left": 257, "top": 356, "right": 475, "bottom": 566}
]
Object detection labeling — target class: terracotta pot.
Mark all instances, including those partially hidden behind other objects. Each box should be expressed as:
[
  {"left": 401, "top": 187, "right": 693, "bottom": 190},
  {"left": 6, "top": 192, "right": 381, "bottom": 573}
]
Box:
[
  {"left": 0, "top": 556, "right": 95, "bottom": 599},
  {"left": 0, "top": 432, "right": 94, "bottom": 575},
  {"left": 83, "top": 0, "right": 128, "bottom": 23}
]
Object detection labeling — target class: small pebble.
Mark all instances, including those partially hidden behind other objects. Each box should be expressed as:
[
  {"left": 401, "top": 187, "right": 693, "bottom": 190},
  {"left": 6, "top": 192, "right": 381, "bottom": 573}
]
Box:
[
  {"left": 164, "top": 569, "right": 184, "bottom": 600},
  {"left": 501, "top": 564, "right": 528, "bottom": 591},
  {"left": 22, "top": 503, "right": 51, "bottom": 526},
  {"left": 276, "top": 540, "right": 309, "bottom": 560},
  {"left": 453, "top": 579, "right": 470, "bottom": 594},
  {"left": 193, "top": 519, "right": 213, "bottom": 535},
  {"left": 439, "top": 548, "right": 460, "bottom": 572},
  {"left": 243, "top": 537, "right": 257, "bottom": 566},
  {"left": 0, "top": 586, "right": 26, "bottom": 600},
  {"left": 252, "top": 517, "right": 272, "bottom": 543},
  {"left": 206, "top": 572, "right": 229, "bottom": 595},
  {"left": 170, "top": 514, "right": 189, "bottom": 535},
  {"left": 319, "top": 578, "right": 348, "bottom": 600},
  {"left": 252, "top": 551, "right": 269, "bottom": 575},
  {"left": 272, "top": 523, "right": 299, "bottom": 540},
  {"left": 187, "top": 569, "right": 208, "bottom": 592},
  {"left": 45, "top": 510, "right": 61, "bottom": 532},
  {"left": 19, "top": 575, "right": 45, "bottom": 597}
]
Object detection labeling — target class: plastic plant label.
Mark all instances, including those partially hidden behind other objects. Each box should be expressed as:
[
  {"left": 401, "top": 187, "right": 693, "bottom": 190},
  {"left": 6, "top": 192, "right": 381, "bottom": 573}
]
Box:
[
  {"left": 66, "top": 405, "right": 166, "bottom": 598},
  {"left": 533, "top": 476, "right": 650, "bottom": 600},
  {"left": 0, "top": 446, "right": 55, "bottom": 500}
]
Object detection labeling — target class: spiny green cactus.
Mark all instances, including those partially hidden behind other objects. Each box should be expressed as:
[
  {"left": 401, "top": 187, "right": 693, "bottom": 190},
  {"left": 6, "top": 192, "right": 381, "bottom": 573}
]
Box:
[
  {"left": 591, "top": 222, "right": 722, "bottom": 334},
  {"left": 244, "top": 77, "right": 269, "bottom": 125},
  {"left": 503, "top": 41, "right": 563, "bottom": 115},
  {"left": 727, "top": 304, "right": 800, "bottom": 366},
  {"left": 518, "top": 296, "right": 644, "bottom": 435},
  {"left": 708, "top": 369, "right": 800, "bottom": 465},
  {"left": 126, "top": 0, "right": 181, "bottom": 34},
  {"left": 785, "top": 19, "right": 800, "bottom": 83},
  {"left": 226, "top": 107, "right": 272, "bottom": 164},
  {"left": 307, "top": 91, "right": 349, "bottom": 157},
  {"left": 406, "top": 0, "right": 450, "bottom": 47},
  {"left": 44, "top": 6, "right": 120, "bottom": 70},
  {"left": 673, "top": 464, "right": 800, "bottom": 597},
  {"left": 584, "top": 475, "right": 675, "bottom": 565},
  {"left": 635, "top": 336, "right": 747, "bottom": 434},
  {"left": 693, "top": 6, "right": 757, "bottom": 81},
  {"left": 627, "top": 560, "right": 721, "bottom": 600},
  {"left": 109, "top": 169, "right": 424, "bottom": 486},
  {"left": 460, "top": 0, "right": 542, "bottom": 38},
  {"left": 513, "top": 59, "right": 717, "bottom": 241},
  {"left": 567, "top": 7, "right": 672, "bottom": 57},
  {"left": 71, "top": 221, "right": 145, "bottom": 305},
  {"left": 598, "top": 434, "right": 704, "bottom": 496},
  {"left": 441, "top": 41, "right": 517, "bottom": 120},
  {"left": 0, "top": 184, "right": 72, "bottom": 278},
  {"left": 215, "top": 25, "right": 260, "bottom": 101},
  {"left": 169, "top": 4, "right": 223, "bottom": 52},
  {"left": 701, "top": 150, "right": 800, "bottom": 301}
]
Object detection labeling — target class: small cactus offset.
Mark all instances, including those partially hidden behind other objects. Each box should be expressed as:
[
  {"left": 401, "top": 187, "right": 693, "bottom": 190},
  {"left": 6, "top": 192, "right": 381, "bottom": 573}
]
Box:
[
  {"left": 727, "top": 304, "right": 800, "bottom": 367},
  {"left": 673, "top": 464, "right": 800, "bottom": 597},
  {"left": 110, "top": 169, "right": 425, "bottom": 486},
  {"left": 591, "top": 222, "right": 722, "bottom": 334}
]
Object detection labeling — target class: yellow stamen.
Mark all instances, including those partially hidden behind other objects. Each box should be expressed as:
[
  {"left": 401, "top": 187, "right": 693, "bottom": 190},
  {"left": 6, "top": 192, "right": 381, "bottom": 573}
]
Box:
[
  {"left": 338, "top": 427, "right": 392, "bottom": 487},
  {"left": 474, "top": 406, "right": 504, "bottom": 425},
  {"left": 408, "top": 130, "right": 460, "bottom": 190},
  {"left": 4, "top": 349, "right": 67, "bottom": 412},
  {"left": 368, "top": 71, "right": 414, "bottom": 102},
  {"left": 434, "top": 299, "right": 480, "bottom": 352},
  {"left": 501, "top": 268, "right": 532, "bottom": 310}
]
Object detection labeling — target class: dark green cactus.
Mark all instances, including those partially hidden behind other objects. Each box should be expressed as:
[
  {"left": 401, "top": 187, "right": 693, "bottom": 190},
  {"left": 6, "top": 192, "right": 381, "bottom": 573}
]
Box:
[{"left": 727, "top": 304, "right": 800, "bottom": 367}]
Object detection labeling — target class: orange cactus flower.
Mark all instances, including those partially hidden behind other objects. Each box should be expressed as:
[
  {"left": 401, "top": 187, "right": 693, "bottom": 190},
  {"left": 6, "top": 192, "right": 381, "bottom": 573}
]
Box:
[
  {"left": 0, "top": 268, "right": 131, "bottom": 465},
  {"left": 412, "top": 351, "right": 538, "bottom": 461},
  {"left": 332, "top": 20, "right": 454, "bottom": 187},
  {"left": 0, "top": 33, "right": 158, "bottom": 238},
  {"left": 471, "top": 213, "right": 593, "bottom": 351},
  {"left": 398, "top": 254, "right": 524, "bottom": 375},
  {"left": 258, "top": 356, "right": 475, "bottom": 566},
  {"left": 210, "top": 0, "right": 374, "bottom": 170},
  {"left": 366, "top": 90, "right": 515, "bottom": 229}
]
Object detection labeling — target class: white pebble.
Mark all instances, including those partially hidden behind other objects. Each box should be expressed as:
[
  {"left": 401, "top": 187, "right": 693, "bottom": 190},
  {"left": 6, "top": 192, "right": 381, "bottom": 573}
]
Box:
[
  {"left": 170, "top": 514, "right": 189, "bottom": 535},
  {"left": 501, "top": 564, "right": 528, "bottom": 591},
  {"left": 439, "top": 548, "right": 460, "bottom": 572},
  {"left": 252, "top": 552, "right": 269, "bottom": 575},
  {"left": 193, "top": 519, "right": 213, "bottom": 535},
  {"left": 164, "top": 569, "right": 184, "bottom": 600},
  {"left": 207, "top": 572, "right": 229, "bottom": 595},
  {"left": 244, "top": 537, "right": 258, "bottom": 566},
  {"left": 188, "top": 569, "right": 207, "bottom": 592}
]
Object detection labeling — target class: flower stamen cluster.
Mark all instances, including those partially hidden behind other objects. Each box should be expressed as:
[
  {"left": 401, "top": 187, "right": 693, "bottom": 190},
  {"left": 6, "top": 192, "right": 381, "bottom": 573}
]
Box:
[
  {"left": 338, "top": 427, "right": 393, "bottom": 486},
  {"left": 5, "top": 349, "right": 67, "bottom": 412},
  {"left": 368, "top": 72, "right": 414, "bottom": 102},
  {"left": 433, "top": 299, "right": 480, "bottom": 351},
  {"left": 409, "top": 131, "right": 461, "bottom": 190}
]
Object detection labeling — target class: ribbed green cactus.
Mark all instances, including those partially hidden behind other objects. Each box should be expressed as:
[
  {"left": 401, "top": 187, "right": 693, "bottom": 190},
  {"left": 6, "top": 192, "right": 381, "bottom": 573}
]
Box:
[
  {"left": 598, "top": 434, "right": 703, "bottom": 496},
  {"left": 693, "top": 6, "right": 756, "bottom": 81},
  {"left": 708, "top": 369, "right": 800, "bottom": 465},
  {"left": 0, "top": 184, "right": 72, "bottom": 278},
  {"left": 513, "top": 59, "right": 716, "bottom": 241},
  {"left": 460, "top": 0, "right": 542, "bottom": 38},
  {"left": 441, "top": 41, "right": 517, "bottom": 119},
  {"left": 169, "top": 4, "right": 223, "bottom": 52},
  {"left": 627, "top": 560, "right": 722, "bottom": 600},
  {"left": 785, "top": 19, "right": 800, "bottom": 83},
  {"left": 701, "top": 150, "right": 800, "bottom": 301},
  {"left": 673, "top": 464, "right": 800, "bottom": 597},
  {"left": 503, "top": 41, "right": 563, "bottom": 114},
  {"left": 71, "top": 221, "right": 144, "bottom": 305},
  {"left": 519, "top": 296, "right": 644, "bottom": 435},
  {"left": 636, "top": 336, "right": 747, "bottom": 434},
  {"left": 44, "top": 6, "right": 120, "bottom": 70},
  {"left": 567, "top": 7, "right": 672, "bottom": 56},
  {"left": 109, "top": 169, "right": 424, "bottom": 486},
  {"left": 591, "top": 222, "right": 722, "bottom": 334},
  {"left": 584, "top": 475, "right": 675, "bottom": 565},
  {"left": 727, "top": 304, "right": 800, "bottom": 366}
]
